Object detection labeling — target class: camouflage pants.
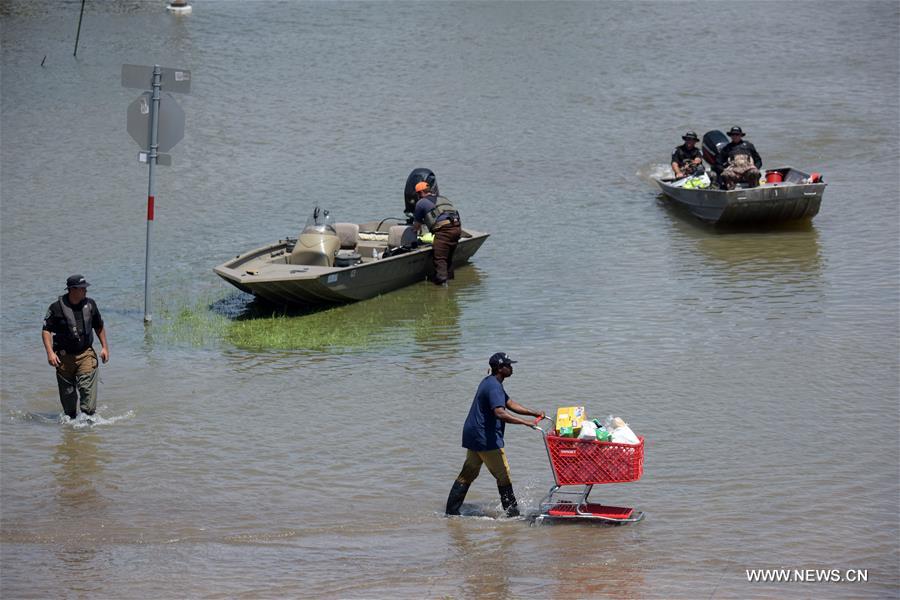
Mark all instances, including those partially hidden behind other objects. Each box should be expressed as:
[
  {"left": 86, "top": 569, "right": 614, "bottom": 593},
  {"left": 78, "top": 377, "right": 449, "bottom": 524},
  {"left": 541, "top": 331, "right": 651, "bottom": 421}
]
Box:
[
  {"left": 56, "top": 348, "right": 98, "bottom": 418},
  {"left": 721, "top": 155, "right": 760, "bottom": 190}
]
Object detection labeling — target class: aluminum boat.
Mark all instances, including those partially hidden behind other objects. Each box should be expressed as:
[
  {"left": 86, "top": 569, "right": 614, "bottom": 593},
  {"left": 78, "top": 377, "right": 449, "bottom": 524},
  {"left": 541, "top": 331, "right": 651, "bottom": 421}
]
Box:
[
  {"left": 214, "top": 207, "right": 488, "bottom": 306},
  {"left": 653, "top": 130, "right": 826, "bottom": 224}
]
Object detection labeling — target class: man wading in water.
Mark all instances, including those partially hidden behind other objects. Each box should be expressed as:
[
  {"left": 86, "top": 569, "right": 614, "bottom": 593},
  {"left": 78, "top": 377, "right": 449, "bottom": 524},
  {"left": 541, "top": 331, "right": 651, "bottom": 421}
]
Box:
[
  {"left": 41, "top": 275, "right": 109, "bottom": 419},
  {"left": 445, "top": 353, "right": 544, "bottom": 517},
  {"left": 411, "top": 181, "right": 461, "bottom": 286}
]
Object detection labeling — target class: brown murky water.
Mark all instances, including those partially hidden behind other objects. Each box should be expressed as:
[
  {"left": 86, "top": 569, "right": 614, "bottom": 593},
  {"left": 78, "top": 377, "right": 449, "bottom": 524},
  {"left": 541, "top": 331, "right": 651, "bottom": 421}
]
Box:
[{"left": 2, "top": 1, "right": 898, "bottom": 598}]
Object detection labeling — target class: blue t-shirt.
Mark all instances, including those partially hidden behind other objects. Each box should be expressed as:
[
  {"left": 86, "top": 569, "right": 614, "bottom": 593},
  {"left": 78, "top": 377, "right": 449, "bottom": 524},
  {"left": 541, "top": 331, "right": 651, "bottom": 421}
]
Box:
[
  {"left": 461, "top": 375, "right": 510, "bottom": 451},
  {"left": 413, "top": 195, "right": 437, "bottom": 225}
]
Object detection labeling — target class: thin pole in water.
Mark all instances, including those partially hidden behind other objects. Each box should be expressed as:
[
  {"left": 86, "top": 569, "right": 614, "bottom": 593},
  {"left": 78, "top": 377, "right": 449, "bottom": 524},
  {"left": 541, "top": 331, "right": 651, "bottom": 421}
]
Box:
[
  {"left": 143, "top": 65, "right": 162, "bottom": 324},
  {"left": 73, "top": 0, "right": 86, "bottom": 57}
]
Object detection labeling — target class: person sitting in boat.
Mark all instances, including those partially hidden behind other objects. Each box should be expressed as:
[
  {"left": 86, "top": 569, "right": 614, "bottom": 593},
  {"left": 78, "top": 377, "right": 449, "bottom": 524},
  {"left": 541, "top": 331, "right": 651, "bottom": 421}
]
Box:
[
  {"left": 717, "top": 126, "right": 762, "bottom": 190},
  {"left": 671, "top": 131, "right": 703, "bottom": 179}
]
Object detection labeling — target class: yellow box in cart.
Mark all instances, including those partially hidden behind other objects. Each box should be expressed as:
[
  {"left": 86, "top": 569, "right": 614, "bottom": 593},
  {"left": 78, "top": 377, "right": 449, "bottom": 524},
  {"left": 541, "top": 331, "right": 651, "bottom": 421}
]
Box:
[{"left": 555, "top": 406, "right": 585, "bottom": 433}]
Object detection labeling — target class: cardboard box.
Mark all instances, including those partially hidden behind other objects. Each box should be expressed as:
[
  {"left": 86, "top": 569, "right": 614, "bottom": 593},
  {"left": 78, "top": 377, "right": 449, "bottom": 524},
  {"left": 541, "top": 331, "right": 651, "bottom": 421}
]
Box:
[{"left": 555, "top": 406, "right": 585, "bottom": 433}]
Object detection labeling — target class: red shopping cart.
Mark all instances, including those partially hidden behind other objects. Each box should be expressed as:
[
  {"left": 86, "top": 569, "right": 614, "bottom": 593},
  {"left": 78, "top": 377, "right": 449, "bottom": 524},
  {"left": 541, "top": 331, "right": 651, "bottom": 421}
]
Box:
[{"left": 532, "top": 416, "right": 645, "bottom": 524}]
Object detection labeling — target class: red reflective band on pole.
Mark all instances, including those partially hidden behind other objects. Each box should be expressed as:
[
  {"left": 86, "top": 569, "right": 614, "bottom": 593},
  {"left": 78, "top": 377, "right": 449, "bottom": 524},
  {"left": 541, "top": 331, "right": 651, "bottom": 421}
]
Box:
[{"left": 147, "top": 195, "right": 155, "bottom": 221}]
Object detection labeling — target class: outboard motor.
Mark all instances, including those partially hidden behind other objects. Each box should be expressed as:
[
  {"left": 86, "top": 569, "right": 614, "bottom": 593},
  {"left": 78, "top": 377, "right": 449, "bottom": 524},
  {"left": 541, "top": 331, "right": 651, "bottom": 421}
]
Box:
[
  {"left": 702, "top": 130, "right": 729, "bottom": 171},
  {"left": 403, "top": 168, "right": 439, "bottom": 218},
  {"left": 289, "top": 207, "right": 340, "bottom": 267}
]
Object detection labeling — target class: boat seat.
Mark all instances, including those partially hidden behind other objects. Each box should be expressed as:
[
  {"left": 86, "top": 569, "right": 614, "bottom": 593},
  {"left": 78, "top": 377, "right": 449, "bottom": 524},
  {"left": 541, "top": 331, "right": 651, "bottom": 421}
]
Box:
[
  {"left": 334, "top": 222, "right": 359, "bottom": 249},
  {"left": 356, "top": 240, "right": 385, "bottom": 260},
  {"left": 388, "top": 225, "right": 416, "bottom": 248}
]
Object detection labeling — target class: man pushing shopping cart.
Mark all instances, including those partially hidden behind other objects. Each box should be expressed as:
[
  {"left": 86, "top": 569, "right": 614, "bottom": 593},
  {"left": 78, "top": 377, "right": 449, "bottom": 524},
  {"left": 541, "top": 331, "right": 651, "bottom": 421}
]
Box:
[
  {"left": 444, "top": 352, "right": 545, "bottom": 517},
  {"left": 445, "top": 353, "right": 645, "bottom": 523}
]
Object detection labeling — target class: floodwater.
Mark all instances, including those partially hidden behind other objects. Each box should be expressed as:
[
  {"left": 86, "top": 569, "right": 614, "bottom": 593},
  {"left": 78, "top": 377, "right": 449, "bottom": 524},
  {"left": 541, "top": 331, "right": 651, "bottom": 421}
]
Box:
[{"left": 2, "top": 1, "right": 898, "bottom": 598}]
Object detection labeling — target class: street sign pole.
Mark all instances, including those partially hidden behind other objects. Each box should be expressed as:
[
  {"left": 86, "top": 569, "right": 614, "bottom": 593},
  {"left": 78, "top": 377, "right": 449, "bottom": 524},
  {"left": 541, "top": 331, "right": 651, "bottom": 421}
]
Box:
[
  {"left": 143, "top": 65, "right": 162, "bottom": 324},
  {"left": 122, "top": 63, "right": 189, "bottom": 325}
]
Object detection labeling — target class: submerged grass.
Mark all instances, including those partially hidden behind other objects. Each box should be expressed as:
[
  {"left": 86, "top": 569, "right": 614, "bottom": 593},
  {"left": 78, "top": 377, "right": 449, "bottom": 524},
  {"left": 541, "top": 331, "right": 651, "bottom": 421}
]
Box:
[
  {"left": 223, "top": 307, "right": 397, "bottom": 351},
  {"left": 154, "top": 291, "right": 413, "bottom": 352},
  {"left": 155, "top": 295, "right": 229, "bottom": 348}
]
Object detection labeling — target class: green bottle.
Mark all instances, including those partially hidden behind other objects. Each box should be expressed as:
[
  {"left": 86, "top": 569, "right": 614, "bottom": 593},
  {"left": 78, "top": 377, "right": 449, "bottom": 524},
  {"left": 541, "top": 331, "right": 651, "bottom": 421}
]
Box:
[{"left": 593, "top": 420, "right": 611, "bottom": 442}]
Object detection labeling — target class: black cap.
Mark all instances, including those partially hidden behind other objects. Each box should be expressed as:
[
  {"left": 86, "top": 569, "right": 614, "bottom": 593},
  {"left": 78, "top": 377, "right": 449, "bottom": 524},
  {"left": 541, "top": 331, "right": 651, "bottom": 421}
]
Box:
[
  {"left": 65, "top": 274, "right": 90, "bottom": 289},
  {"left": 489, "top": 352, "right": 517, "bottom": 369},
  {"left": 682, "top": 131, "right": 699, "bottom": 141},
  {"left": 727, "top": 126, "right": 745, "bottom": 136}
]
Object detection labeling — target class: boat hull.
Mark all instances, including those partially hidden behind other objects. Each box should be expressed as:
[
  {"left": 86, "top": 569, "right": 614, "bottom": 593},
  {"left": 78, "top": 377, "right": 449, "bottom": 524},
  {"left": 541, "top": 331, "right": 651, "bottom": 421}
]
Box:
[
  {"left": 214, "top": 230, "right": 488, "bottom": 306},
  {"left": 653, "top": 166, "right": 826, "bottom": 225}
]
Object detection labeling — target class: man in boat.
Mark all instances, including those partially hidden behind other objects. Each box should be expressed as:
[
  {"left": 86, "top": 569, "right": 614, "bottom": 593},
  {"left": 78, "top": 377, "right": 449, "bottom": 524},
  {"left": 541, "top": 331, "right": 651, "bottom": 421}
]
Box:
[
  {"left": 445, "top": 353, "right": 545, "bottom": 518},
  {"left": 717, "top": 126, "right": 763, "bottom": 190},
  {"left": 41, "top": 275, "right": 110, "bottom": 419},
  {"left": 411, "top": 181, "right": 461, "bottom": 285},
  {"left": 671, "top": 131, "right": 703, "bottom": 178}
]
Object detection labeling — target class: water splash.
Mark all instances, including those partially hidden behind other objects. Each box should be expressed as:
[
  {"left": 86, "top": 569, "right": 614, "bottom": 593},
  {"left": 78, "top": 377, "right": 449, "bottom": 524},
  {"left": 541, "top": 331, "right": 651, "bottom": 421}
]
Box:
[
  {"left": 10, "top": 409, "right": 135, "bottom": 428},
  {"left": 62, "top": 410, "right": 136, "bottom": 429},
  {"left": 636, "top": 162, "right": 676, "bottom": 181}
]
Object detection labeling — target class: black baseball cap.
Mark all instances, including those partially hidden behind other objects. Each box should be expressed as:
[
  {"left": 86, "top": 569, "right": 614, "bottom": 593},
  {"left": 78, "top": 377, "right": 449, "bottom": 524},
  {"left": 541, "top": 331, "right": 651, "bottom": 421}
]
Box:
[
  {"left": 727, "top": 126, "right": 745, "bottom": 136},
  {"left": 66, "top": 274, "right": 90, "bottom": 289},
  {"left": 682, "top": 131, "right": 699, "bottom": 141},
  {"left": 489, "top": 352, "right": 517, "bottom": 369}
]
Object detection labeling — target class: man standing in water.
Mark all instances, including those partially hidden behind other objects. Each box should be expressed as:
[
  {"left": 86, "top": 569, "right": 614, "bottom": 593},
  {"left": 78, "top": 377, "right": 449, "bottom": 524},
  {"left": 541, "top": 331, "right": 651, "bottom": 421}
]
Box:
[
  {"left": 445, "top": 353, "right": 544, "bottom": 518},
  {"left": 41, "top": 275, "right": 109, "bottom": 419},
  {"left": 411, "top": 181, "right": 461, "bottom": 285}
]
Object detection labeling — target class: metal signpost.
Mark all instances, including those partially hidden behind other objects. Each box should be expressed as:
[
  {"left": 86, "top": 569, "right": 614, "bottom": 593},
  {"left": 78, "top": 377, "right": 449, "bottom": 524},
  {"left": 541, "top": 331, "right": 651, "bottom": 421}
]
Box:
[{"left": 122, "top": 64, "right": 190, "bottom": 323}]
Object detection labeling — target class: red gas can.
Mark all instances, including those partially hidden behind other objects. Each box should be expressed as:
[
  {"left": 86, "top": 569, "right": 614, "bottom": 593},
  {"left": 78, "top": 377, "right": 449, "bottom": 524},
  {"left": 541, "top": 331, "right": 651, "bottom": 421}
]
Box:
[{"left": 765, "top": 171, "right": 783, "bottom": 183}]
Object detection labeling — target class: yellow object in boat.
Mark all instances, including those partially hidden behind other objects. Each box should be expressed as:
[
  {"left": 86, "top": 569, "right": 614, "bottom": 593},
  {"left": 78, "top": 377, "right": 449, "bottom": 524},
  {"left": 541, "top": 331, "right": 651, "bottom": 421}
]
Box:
[{"left": 419, "top": 232, "right": 434, "bottom": 244}]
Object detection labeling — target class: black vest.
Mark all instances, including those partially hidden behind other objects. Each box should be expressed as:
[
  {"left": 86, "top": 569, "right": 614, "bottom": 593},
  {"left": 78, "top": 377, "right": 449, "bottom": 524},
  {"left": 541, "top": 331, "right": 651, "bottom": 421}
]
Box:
[{"left": 57, "top": 296, "right": 94, "bottom": 350}]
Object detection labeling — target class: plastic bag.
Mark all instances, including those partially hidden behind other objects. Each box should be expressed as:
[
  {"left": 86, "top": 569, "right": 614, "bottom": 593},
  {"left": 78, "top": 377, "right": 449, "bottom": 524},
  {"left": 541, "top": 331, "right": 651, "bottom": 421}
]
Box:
[
  {"left": 611, "top": 423, "right": 639, "bottom": 445},
  {"left": 604, "top": 415, "right": 640, "bottom": 445},
  {"left": 682, "top": 172, "right": 711, "bottom": 189},
  {"left": 602, "top": 415, "right": 616, "bottom": 432},
  {"left": 578, "top": 420, "right": 597, "bottom": 439},
  {"left": 672, "top": 172, "right": 710, "bottom": 189}
]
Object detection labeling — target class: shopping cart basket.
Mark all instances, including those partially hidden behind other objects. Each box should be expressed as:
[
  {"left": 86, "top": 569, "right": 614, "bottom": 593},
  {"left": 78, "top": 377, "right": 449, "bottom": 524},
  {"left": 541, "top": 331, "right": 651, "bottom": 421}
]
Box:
[{"left": 532, "top": 416, "right": 644, "bottom": 523}]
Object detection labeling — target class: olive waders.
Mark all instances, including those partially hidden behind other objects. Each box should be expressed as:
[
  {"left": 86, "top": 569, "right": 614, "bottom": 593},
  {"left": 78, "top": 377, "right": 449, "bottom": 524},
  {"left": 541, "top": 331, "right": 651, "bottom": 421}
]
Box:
[{"left": 56, "top": 348, "right": 98, "bottom": 418}]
